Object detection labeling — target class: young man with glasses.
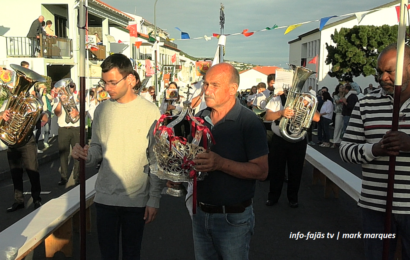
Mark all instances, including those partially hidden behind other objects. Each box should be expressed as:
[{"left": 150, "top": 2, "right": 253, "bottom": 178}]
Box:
[{"left": 72, "top": 54, "right": 162, "bottom": 260}]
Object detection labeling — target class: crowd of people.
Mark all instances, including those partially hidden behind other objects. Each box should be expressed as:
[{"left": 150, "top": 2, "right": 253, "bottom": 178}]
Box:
[{"left": 1, "top": 41, "right": 409, "bottom": 259}]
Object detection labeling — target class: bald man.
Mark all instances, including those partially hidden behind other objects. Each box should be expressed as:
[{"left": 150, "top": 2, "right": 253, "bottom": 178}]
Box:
[
  {"left": 27, "top": 15, "right": 45, "bottom": 57},
  {"left": 192, "top": 63, "right": 268, "bottom": 259}
]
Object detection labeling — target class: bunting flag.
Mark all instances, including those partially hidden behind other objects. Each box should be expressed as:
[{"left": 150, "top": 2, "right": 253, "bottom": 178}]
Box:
[
  {"left": 284, "top": 24, "right": 302, "bottom": 34},
  {"left": 118, "top": 40, "right": 123, "bottom": 43},
  {"left": 354, "top": 11, "right": 368, "bottom": 24},
  {"left": 265, "top": 24, "right": 278, "bottom": 30},
  {"left": 175, "top": 27, "right": 190, "bottom": 39},
  {"left": 171, "top": 53, "right": 177, "bottom": 63},
  {"left": 126, "top": 24, "right": 138, "bottom": 37},
  {"left": 319, "top": 16, "right": 337, "bottom": 31},
  {"left": 134, "top": 41, "right": 142, "bottom": 48},
  {"left": 395, "top": 5, "right": 410, "bottom": 22},
  {"left": 166, "top": 37, "right": 175, "bottom": 42},
  {"left": 308, "top": 55, "right": 318, "bottom": 64},
  {"left": 145, "top": 59, "right": 154, "bottom": 77},
  {"left": 242, "top": 29, "right": 254, "bottom": 37},
  {"left": 158, "top": 5, "right": 398, "bottom": 42},
  {"left": 148, "top": 32, "right": 156, "bottom": 43}
]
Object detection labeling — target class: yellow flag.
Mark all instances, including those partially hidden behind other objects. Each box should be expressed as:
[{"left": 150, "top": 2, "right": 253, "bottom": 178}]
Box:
[{"left": 284, "top": 24, "right": 302, "bottom": 35}]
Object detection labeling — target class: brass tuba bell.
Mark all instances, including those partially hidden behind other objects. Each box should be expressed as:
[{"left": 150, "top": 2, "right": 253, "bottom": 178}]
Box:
[
  {"left": 54, "top": 78, "right": 80, "bottom": 124},
  {"left": 279, "top": 65, "right": 317, "bottom": 143},
  {"left": 0, "top": 64, "right": 45, "bottom": 147}
]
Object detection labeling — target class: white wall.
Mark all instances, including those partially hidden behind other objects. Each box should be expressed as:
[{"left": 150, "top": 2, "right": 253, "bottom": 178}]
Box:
[
  {"left": 319, "top": 4, "right": 399, "bottom": 93},
  {"left": 289, "top": 2, "right": 400, "bottom": 94},
  {"left": 239, "top": 70, "right": 266, "bottom": 91}
]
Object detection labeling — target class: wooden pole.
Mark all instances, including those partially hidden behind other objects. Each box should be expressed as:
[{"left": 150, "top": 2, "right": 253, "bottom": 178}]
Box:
[
  {"left": 382, "top": 0, "right": 406, "bottom": 259},
  {"left": 78, "top": 1, "right": 87, "bottom": 259}
]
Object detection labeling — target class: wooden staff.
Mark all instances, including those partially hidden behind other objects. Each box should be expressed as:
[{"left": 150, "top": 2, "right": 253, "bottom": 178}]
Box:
[
  {"left": 382, "top": 0, "right": 407, "bottom": 259},
  {"left": 78, "top": 0, "right": 87, "bottom": 259}
]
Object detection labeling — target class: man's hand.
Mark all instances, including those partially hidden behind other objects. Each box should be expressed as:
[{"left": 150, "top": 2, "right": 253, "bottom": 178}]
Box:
[
  {"left": 144, "top": 206, "right": 158, "bottom": 224},
  {"left": 1, "top": 110, "right": 10, "bottom": 121},
  {"left": 281, "top": 107, "right": 294, "bottom": 119},
  {"left": 72, "top": 143, "right": 89, "bottom": 161},
  {"left": 69, "top": 108, "right": 79, "bottom": 119},
  {"left": 193, "top": 150, "right": 223, "bottom": 172},
  {"left": 372, "top": 131, "right": 410, "bottom": 156}
]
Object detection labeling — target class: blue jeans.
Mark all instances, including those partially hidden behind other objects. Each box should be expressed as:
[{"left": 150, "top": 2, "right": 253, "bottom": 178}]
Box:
[
  {"left": 192, "top": 205, "right": 255, "bottom": 260},
  {"left": 320, "top": 117, "right": 332, "bottom": 142},
  {"left": 361, "top": 208, "right": 410, "bottom": 260},
  {"left": 342, "top": 115, "right": 350, "bottom": 138},
  {"left": 95, "top": 203, "right": 146, "bottom": 260}
]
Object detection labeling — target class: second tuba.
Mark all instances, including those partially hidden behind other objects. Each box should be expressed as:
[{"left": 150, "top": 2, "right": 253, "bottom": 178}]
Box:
[
  {"left": 279, "top": 65, "right": 317, "bottom": 143},
  {"left": 0, "top": 64, "right": 45, "bottom": 147},
  {"left": 54, "top": 78, "right": 80, "bottom": 124}
]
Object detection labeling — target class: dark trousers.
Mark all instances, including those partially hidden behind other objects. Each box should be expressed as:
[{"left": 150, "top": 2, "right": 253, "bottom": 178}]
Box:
[
  {"left": 268, "top": 134, "right": 307, "bottom": 203},
  {"left": 35, "top": 111, "right": 52, "bottom": 144},
  {"left": 30, "top": 38, "right": 38, "bottom": 57},
  {"left": 266, "top": 126, "right": 274, "bottom": 180},
  {"left": 95, "top": 203, "right": 146, "bottom": 260},
  {"left": 58, "top": 126, "right": 80, "bottom": 182},
  {"left": 7, "top": 136, "right": 41, "bottom": 203},
  {"left": 320, "top": 117, "right": 332, "bottom": 142},
  {"left": 361, "top": 208, "right": 410, "bottom": 260}
]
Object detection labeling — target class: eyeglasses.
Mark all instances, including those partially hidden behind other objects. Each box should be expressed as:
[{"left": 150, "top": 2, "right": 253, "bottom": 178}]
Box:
[{"left": 99, "top": 74, "right": 128, "bottom": 88}]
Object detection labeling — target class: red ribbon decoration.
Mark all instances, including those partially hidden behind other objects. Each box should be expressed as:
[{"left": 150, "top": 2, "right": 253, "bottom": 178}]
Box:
[{"left": 154, "top": 113, "right": 216, "bottom": 214}]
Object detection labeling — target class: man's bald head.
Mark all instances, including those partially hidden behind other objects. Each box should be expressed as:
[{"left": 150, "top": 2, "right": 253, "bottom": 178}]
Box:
[{"left": 207, "top": 63, "right": 240, "bottom": 86}]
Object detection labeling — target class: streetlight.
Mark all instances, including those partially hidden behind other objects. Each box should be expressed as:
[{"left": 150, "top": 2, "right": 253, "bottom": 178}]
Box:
[{"left": 154, "top": 0, "right": 158, "bottom": 98}]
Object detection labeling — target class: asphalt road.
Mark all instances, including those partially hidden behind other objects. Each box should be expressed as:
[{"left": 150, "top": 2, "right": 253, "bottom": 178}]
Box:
[{"left": 0, "top": 131, "right": 366, "bottom": 260}]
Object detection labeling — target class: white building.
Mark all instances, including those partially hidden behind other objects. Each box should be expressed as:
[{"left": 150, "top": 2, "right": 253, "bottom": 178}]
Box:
[
  {"left": 288, "top": 0, "right": 400, "bottom": 94},
  {"left": 239, "top": 66, "right": 281, "bottom": 91}
]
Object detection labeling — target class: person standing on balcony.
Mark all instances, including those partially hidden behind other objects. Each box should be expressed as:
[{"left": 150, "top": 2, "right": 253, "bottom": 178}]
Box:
[
  {"left": 45, "top": 20, "right": 55, "bottom": 37},
  {"left": 27, "top": 15, "right": 45, "bottom": 57}
]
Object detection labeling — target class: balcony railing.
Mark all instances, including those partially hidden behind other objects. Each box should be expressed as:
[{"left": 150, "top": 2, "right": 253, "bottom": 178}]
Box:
[
  {"left": 160, "top": 38, "right": 178, "bottom": 49},
  {"left": 139, "top": 53, "right": 152, "bottom": 60},
  {"left": 5, "top": 36, "right": 72, "bottom": 58}
]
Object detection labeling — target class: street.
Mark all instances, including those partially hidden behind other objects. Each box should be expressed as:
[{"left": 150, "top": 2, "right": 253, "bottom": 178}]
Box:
[{"left": 0, "top": 136, "right": 366, "bottom": 259}]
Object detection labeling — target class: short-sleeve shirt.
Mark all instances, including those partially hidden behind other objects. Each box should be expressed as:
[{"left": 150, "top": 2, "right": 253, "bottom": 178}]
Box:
[{"left": 195, "top": 99, "right": 269, "bottom": 206}]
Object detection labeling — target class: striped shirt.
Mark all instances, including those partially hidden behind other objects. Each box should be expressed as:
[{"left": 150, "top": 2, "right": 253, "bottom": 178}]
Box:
[{"left": 340, "top": 88, "right": 410, "bottom": 214}]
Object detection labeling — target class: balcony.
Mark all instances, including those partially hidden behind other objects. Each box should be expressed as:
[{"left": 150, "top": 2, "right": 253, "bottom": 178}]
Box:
[
  {"left": 5, "top": 36, "right": 72, "bottom": 59},
  {"left": 139, "top": 53, "right": 152, "bottom": 60},
  {"left": 160, "top": 38, "right": 177, "bottom": 49}
]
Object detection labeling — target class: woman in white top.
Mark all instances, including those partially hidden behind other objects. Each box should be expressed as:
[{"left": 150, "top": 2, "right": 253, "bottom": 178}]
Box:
[
  {"left": 246, "top": 86, "right": 257, "bottom": 109},
  {"left": 318, "top": 91, "right": 334, "bottom": 147}
]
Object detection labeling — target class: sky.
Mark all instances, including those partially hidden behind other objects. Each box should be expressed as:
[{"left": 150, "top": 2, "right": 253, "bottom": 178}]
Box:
[{"left": 103, "top": 0, "right": 392, "bottom": 67}]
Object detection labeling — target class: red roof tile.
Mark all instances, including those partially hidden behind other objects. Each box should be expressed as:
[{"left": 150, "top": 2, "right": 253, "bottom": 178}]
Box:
[
  {"left": 252, "top": 66, "right": 281, "bottom": 75},
  {"left": 92, "top": 0, "right": 134, "bottom": 20}
]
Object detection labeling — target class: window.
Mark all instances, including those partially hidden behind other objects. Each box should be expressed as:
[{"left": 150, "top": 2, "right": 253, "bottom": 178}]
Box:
[{"left": 54, "top": 15, "right": 67, "bottom": 38}]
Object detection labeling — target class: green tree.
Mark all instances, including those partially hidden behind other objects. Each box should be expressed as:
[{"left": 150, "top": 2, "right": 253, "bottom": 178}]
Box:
[{"left": 325, "top": 25, "right": 406, "bottom": 82}]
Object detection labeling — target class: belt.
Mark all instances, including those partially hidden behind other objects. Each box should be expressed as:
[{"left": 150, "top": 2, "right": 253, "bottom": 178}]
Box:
[
  {"left": 61, "top": 126, "right": 79, "bottom": 129},
  {"left": 198, "top": 199, "right": 252, "bottom": 214}
]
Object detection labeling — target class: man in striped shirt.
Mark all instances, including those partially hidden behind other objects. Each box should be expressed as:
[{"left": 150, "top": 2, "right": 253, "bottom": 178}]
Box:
[{"left": 340, "top": 43, "right": 410, "bottom": 260}]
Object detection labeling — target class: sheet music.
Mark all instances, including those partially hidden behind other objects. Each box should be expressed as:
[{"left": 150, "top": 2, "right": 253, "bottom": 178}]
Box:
[{"left": 275, "top": 69, "right": 293, "bottom": 93}]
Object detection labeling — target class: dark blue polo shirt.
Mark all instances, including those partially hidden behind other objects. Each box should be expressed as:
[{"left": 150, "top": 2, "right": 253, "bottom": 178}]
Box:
[{"left": 196, "top": 99, "right": 268, "bottom": 206}]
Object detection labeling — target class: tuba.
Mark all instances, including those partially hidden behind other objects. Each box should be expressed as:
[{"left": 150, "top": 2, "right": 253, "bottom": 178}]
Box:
[
  {"left": 0, "top": 64, "right": 45, "bottom": 147},
  {"left": 253, "top": 91, "right": 277, "bottom": 116},
  {"left": 54, "top": 78, "right": 80, "bottom": 124},
  {"left": 279, "top": 65, "right": 317, "bottom": 143}
]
